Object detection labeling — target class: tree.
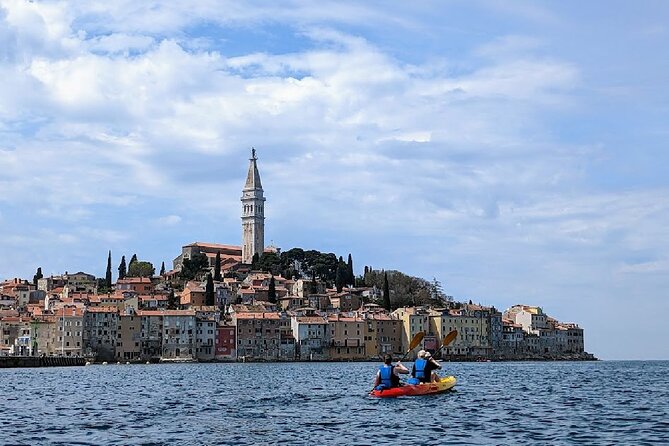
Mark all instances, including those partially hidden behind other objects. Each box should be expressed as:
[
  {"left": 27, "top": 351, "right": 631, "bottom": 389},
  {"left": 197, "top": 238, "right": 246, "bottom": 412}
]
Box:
[
  {"left": 335, "top": 256, "right": 347, "bottom": 292},
  {"left": 214, "top": 251, "right": 222, "bottom": 281},
  {"left": 105, "top": 251, "right": 112, "bottom": 289},
  {"left": 167, "top": 289, "right": 179, "bottom": 310},
  {"left": 383, "top": 272, "right": 391, "bottom": 312},
  {"left": 251, "top": 252, "right": 260, "bottom": 268},
  {"left": 268, "top": 276, "right": 276, "bottom": 303},
  {"left": 32, "top": 267, "right": 43, "bottom": 286},
  {"left": 128, "top": 261, "right": 155, "bottom": 278},
  {"left": 347, "top": 253, "right": 354, "bottom": 286},
  {"left": 205, "top": 273, "right": 215, "bottom": 306},
  {"left": 118, "top": 256, "right": 127, "bottom": 280},
  {"left": 129, "top": 254, "right": 138, "bottom": 266},
  {"left": 180, "top": 253, "right": 209, "bottom": 281},
  {"left": 255, "top": 252, "right": 281, "bottom": 275},
  {"left": 160, "top": 262, "right": 166, "bottom": 276}
]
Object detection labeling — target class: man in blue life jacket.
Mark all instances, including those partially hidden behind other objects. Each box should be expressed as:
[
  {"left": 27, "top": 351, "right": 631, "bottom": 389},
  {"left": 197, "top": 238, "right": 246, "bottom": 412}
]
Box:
[
  {"left": 410, "top": 350, "right": 442, "bottom": 384},
  {"left": 374, "top": 354, "right": 409, "bottom": 390}
]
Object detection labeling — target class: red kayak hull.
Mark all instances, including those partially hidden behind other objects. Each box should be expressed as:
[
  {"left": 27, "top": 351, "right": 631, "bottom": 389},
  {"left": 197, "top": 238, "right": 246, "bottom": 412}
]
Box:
[{"left": 370, "top": 376, "right": 457, "bottom": 398}]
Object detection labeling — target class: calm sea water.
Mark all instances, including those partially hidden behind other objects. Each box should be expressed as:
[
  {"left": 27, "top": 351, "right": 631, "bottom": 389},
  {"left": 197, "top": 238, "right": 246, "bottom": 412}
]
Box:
[{"left": 1, "top": 361, "right": 667, "bottom": 445}]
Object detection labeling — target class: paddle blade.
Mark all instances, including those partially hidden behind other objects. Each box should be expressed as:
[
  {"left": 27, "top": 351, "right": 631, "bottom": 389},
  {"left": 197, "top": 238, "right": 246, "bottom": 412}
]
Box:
[
  {"left": 408, "top": 331, "right": 426, "bottom": 351},
  {"left": 443, "top": 330, "right": 458, "bottom": 347}
]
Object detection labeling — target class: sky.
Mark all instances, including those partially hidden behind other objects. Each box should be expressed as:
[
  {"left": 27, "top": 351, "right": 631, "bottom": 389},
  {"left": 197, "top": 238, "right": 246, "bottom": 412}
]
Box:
[{"left": 1, "top": 0, "right": 668, "bottom": 360}]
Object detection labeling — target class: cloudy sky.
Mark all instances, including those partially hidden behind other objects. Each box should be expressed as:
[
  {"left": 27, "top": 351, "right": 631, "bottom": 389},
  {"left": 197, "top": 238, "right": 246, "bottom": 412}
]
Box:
[{"left": 1, "top": 0, "right": 668, "bottom": 359}]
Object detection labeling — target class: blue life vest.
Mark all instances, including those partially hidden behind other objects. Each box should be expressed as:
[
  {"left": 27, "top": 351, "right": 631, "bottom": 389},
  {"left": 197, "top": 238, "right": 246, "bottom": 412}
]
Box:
[
  {"left": 414, "top": 358, "right": 427, "bottom": 381},
  {"left": 379, "top": 364, "right": 394, "bottom": 388}
]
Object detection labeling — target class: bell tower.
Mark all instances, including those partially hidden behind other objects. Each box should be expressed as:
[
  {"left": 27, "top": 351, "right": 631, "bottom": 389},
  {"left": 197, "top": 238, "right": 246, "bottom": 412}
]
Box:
[{"left": 241, "top": 148, "right": 265, "bottom": 264}]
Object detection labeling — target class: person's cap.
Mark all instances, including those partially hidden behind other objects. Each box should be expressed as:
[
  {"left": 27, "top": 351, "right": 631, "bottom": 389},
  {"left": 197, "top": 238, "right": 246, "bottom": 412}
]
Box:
[{"left": 417, "top": 350, "right": 426, "bottom": 358}]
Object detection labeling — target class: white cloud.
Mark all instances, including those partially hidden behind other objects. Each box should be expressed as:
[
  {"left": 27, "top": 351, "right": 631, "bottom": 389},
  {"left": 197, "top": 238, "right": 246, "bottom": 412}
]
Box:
[
  {"left": 156, "top": 215, "right": 182, "bottom": 226},
  {"left": 1, "top": 0, "right": 668, "bottom": 359}
]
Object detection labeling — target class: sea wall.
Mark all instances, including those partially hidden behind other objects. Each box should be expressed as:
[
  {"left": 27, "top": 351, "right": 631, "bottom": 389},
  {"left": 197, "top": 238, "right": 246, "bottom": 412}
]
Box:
[{"left": 0, "top": 356, "right": 86, "bottom": 368}]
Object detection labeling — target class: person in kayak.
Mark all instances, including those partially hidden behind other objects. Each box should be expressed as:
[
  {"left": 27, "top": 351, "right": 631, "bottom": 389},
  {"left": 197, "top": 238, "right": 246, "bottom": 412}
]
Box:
[
  {"left": 411, "top": 350, "right": 442, "bottom": 383},
  {"left": 374, "top": 354, "right": 409, "bottom": 390}
]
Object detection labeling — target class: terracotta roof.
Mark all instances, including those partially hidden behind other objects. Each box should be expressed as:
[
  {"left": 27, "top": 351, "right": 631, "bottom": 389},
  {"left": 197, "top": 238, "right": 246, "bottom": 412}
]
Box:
[
  {"left": 185, "top": 242, "right": 242, "bottom": 251},
  {"left": 295, "top": 316, "right": 328, "bottom": 324},
  {"left": 236, "top": 312, "right": 280, "bottom": 320},
  {"left": 86, "top": 307, "right": 119, "bottom": 314},
  {"left": 116, "top": 277, "right": 152, "bottom": 284},
  {"left": 140, "top": 295, "right": 168, "bottom": 301},
  {"left": 136, "top": 309, "right": 196, "bottom": 317},
  {"left": 328, "top": 315, "right": 364, "bottom": 322}
]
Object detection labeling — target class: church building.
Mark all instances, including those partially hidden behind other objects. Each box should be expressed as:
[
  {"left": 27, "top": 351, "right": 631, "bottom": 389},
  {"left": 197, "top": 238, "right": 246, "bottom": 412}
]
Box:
[{"left": 172, "top": 149, "right": 269, "bottom": 273}]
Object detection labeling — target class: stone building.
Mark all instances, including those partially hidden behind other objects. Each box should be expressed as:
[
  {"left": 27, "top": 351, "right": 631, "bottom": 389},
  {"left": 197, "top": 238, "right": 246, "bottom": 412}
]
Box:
[{"left": 83, "top": 306, "right": 119, "bottom": 361}]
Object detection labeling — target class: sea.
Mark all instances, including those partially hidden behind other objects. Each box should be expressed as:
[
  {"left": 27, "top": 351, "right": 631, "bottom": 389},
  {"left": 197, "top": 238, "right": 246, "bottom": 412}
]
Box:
[{"left": 0, "top": 361, "right": 667, "bottom": 445}]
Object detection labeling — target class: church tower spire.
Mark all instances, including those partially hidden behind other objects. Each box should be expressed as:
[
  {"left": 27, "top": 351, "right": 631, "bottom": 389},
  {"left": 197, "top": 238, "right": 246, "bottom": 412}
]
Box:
[{"left": 241, "top": 148, "right": 265, "bottom": 264}]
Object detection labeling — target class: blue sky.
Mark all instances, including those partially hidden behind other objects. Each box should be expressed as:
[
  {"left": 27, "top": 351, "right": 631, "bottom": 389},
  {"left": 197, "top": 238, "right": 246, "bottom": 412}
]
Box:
[{"left": 1, "top": 0, "right": 668, "bottom": 359}]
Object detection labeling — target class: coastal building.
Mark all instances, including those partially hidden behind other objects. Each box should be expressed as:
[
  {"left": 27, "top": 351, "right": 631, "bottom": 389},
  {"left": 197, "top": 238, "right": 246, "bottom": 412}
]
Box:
[
  {"left": 54, "top": 305, "right": 84, "bottom": 357},
  {"left": 291, "top": 313, "right": 329, "bottom": 360},
  {"left": 117, "top": 311, "right": 141, "bottom": 361},
  {"left": 360, "top": 312, "right": 402, "bottom": 357},
  {"left": 504, "top": 305, "right": 548, "bottom": 333},
  {"left": 279, "top": 315, "right": 296, "bottom": 360},
  {"left": 0, "top": 316, "right": 33, "bottom": 356},
  {"left": 233, "top": 312, "right": 281, "bottom": 360},
  {"left": 392, "top": 307, "right": 432, "bottom": 359},
  {"left": 83, "top": 306, "right": 119, "bottom": 361},
  {"left": 241, "top": 148, "right": 266, "bottom": 264},
  {"left": 501, "top": 319, "right": 525, "bottom": 354},
  {"left": 196, "top": 317, "right": 216, "bottom": 361},
  {"left": 137, "top": 310, "right": 163, "bottom": 360},
  {"left": 162, "top": 310, "right": 197, "bottom": 361},
  {"left": 215, "top": 324, "right": 236, "bottom": 360},
  {"left": 328, "top": 314, "right": 366, "bottom": 360}
]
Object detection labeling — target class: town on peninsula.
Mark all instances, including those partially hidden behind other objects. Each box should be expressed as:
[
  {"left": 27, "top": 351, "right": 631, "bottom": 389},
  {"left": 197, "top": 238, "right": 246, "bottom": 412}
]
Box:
[{"left": 0, "top": 151, "right": 595, "bottom": 366}]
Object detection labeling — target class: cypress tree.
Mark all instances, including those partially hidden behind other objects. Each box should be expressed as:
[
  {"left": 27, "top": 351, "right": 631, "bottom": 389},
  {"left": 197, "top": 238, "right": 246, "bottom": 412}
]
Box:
[
  {"left": 214, "top": 251, "right": 222, "bottom": 281},
  {"left": 118, "top": 256, "right": 127, "bottom": 280},
  {"left": 160, "top": 261, "right": 166, "bottom": 276},
  {"left": 205, "top": 273, "right": 215, "bottom": 306},
  {"left": 33, "top": 267, "right": 43, "bottom": 286},
  {"left": 129, "top": 254, "right": 138, "bottom": 267},
  {"left": 347, "top": 253, "right": 354, "bottom": 286},
  {"left": 252, "top": 252, "right": 259, "bottom": 268},
  {"left": 383, "top": 272, "right": 391, "bottom": 311},
  {"left": 167, "top": 289, "right": 178, "bottom": 310},
  {"left": 335, "top": 256, "right": 346, "bottom": 292},
  {"left": 105, "top": 251, "right": 112, "bottom": 289},
  {"left": 268, "top": 276, "right": 276, "bottom": 303}
]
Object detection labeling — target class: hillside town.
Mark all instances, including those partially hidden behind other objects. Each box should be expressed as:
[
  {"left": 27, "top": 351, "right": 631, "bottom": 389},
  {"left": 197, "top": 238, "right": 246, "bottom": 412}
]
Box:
[{"left": 0, "top": 151, "right": 593, "bottom": 364}]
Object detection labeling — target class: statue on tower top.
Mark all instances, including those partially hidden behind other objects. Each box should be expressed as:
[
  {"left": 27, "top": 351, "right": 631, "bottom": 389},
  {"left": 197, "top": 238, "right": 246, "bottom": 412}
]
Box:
[{"left": 251, "top": 147, "right": 256, "bottom": 160}]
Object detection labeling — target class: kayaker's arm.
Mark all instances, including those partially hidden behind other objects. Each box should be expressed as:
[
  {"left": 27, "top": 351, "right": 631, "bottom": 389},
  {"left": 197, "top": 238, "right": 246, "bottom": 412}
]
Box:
[
  {"left": 429, "top": 358, "right": 442, "bottom": 369},
  {"left": 394, "top": 362, "right": 409, "bottom": 374}
]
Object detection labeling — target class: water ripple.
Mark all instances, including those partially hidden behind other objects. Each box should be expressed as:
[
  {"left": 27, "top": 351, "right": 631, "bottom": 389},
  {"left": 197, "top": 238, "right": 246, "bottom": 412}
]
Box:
[{"left": 1, "top": 361, "right": 668, "bottom": 445}]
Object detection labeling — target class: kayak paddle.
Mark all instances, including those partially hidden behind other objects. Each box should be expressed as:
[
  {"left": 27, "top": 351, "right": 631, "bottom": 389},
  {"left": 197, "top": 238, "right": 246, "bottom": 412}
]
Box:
[
  {"left": 434, "top": 330, "right": 458, "bottom": 359},
  {"left": 398, "top": 331, "right": 426, "bottom": 363}
]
